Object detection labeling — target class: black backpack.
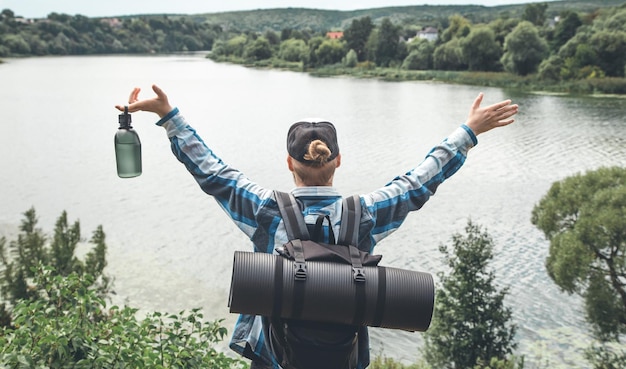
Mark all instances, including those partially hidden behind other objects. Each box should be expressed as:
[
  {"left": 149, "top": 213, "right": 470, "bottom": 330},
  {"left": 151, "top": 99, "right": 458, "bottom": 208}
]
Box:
[{"left": 267, "top": 191, "right": 382, "bottom": 369}]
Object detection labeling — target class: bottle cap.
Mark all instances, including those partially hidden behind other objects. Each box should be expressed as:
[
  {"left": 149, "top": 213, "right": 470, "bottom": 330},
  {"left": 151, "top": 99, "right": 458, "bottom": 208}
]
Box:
[{"left": 118, "top": 106, "right": 132, "bottom": 129}]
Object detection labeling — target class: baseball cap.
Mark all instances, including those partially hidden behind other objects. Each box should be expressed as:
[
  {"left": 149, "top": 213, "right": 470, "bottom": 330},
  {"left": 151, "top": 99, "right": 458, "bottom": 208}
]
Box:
[{"left": 287, "top": 120, "right": 339, "bottom": 164}]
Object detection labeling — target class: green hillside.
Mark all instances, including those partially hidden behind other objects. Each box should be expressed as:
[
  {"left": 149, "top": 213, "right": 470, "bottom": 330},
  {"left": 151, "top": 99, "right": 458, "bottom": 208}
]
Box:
[{"left": 185, "top": 0, "right": 624, "bottom": 32}]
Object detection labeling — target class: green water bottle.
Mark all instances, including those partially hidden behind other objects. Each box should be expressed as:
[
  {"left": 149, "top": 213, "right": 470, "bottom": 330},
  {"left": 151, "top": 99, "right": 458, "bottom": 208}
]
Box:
[{"left": 115, "top": 107, "right": 142, "bottom": 178}]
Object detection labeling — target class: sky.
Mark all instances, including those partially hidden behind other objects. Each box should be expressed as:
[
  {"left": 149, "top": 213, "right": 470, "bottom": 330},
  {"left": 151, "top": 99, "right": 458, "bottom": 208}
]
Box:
[{"left": 1, "top": 0, "right": 555, "bottom": 19}]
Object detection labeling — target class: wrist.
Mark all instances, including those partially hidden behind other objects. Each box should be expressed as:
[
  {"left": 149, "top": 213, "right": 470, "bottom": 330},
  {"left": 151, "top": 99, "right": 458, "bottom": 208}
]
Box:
[
  {"left": 461, "top": 124, "right": 478, "bottom": 146},
  {"left": 156, "top": 107, "right": 179, "bottom": 126},
  {"left": 157, "top": 104, "right": 174, "bottom": 118}
]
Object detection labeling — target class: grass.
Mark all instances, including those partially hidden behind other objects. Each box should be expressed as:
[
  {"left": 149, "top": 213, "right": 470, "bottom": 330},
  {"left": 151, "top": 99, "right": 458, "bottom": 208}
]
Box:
[
  {"left": 207, "top": 54, "right": 626, "bottom": 96},
  {"left": 369, "top": 355, "right": 427, "bottom": 369}
]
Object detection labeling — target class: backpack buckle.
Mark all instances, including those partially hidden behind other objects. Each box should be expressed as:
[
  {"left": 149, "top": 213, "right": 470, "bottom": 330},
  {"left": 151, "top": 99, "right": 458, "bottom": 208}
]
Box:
[
  {"left": 294, "top": 262, "right": 307, "bottom": 281},
  {"left": 352, "top": 267, "right": 365, "bottom": 283}
]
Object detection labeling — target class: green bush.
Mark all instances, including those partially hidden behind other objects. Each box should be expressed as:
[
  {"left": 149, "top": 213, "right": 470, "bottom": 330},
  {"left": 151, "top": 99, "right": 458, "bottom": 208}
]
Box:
[
  {"left": 0, "top": 208, "right": 111, "bottom": 328},
  {"left": 0, "top": 265, "right": 246, "bottom": 369},
  {"left": 588, "top": 77, "right": 626, "bottom": 95},
  {"left": 369, "top": 355, "right": 425, "bottom": 369}
]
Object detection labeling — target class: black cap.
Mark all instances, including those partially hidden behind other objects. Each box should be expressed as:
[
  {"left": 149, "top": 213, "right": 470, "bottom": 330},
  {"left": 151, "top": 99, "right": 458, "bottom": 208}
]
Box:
[{"left": 287, "top": 120, "right": 339, "bottom": 164}]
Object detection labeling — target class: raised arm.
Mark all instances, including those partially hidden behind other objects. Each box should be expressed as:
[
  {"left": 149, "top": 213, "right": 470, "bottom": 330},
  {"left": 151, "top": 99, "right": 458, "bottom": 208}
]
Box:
[
  {"left": 363, "top": 93, "right": 518, "bottom": 246},
  {"left": 114, "top": 84, "right": 272, "bottom": 242}
]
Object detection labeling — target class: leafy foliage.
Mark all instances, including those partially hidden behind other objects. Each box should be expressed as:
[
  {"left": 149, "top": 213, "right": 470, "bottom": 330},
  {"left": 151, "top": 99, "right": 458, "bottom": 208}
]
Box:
[
  {"left": 531, "top": 166, "right": 626, "bottom": 342},
  {"left": 343, "top": 16, "right": 374, "bottom": 62},
  {"left": 433, "top": 38, "right": 467, "bottom": 71},
  {"left": 0, "top": 208, "right": 110, "bottom": 327},
  {"left": 461, "top": 25, "right": 502, "bottom": 72},
  {"left": 0, "top": 11, "right": 219, "bottom": 56},
  {"left": 0, "top": 209, "right": 244, "bottom": 368},
  {"left": 423, "top": 220, "right": 518, "bottom": 369},
  {"left": 521, "top": 2, "right": 548, "bottom": 27},
  {"left": 205, "top": 3, "right": 625, "bottom": 93},
  {"left": 279, "top": 38, "right": 309, "bottom": 63},
  {"left": 0, "top": 265, "right": 246, "bottom": 369},
  {"left": 501, "top": 21, "right": 548, "bottom": 76},
  {"left": 3, "top": 1, "right": 626, "bottom": 92},
  {"left": 374, "top": 18, "right": 402, "bottom": 67},
  {"left": 585, "top": 344, "right": 626, "bottom": 369},
  {"left": 550, "top": 11, "right": 582, "bottom": 52}
]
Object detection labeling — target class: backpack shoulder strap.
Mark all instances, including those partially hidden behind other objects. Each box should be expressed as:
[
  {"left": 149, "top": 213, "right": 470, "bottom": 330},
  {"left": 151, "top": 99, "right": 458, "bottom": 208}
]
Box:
[
  {"left": 338, "top": 195, "right": 361, "bottom": 246},
  {"left": 275, "top": 190, "right": 309, "bottom": 240},
  {"left": 275, "top": 191, "right": 361, "bottom": 246}
]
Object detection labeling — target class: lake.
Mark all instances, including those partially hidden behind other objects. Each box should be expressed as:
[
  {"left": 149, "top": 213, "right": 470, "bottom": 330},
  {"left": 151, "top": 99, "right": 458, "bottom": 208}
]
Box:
[{"left": 1, "top": 54, "right": 625, "bottom": 368}]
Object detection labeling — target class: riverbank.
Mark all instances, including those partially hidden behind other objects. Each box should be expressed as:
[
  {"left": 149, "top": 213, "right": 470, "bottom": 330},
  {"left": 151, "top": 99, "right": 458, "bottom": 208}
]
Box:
[{"left": 208, "top": 54, "right": 626, "bottom": 97}]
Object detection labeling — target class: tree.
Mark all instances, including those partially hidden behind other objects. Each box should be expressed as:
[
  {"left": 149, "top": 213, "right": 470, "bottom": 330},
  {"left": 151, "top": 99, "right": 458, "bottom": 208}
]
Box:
[
  {"left": 424, "top": 220, "right": 518, "bottom": 369},
  {"left": 0, "top": 208, "right": 48, "bottom": 304},
  {"left": 0, "top": 210, "right": 242, "bottom": 368},
  {"left": 538, "top": 54, "right": 565, "bottom": 81},
  {"left": 585, "top": 344, "right": 626, "bottom": 369},
  {"left": 402, "top": 38, "right": 435, "bottom": 70},
  {"left": 433, "top": 38, "right": 466, "bottom": 71},
  {"left": 1, "top": 8, "right": 15, "bottom": 20},
  {"left": 264, "top": 30, "right": 280, "bottom": 46},
  {"left": 343, "top": 16, "right": 374, "bottom": 62},
  {"left": 343, "top": 49, "right": 358, "bottom": 67},
  {"left": 374, "top": 18, "right": 400, "bottom": 67},
  {"left": 365, "top": 29, "right": 378, "bottom": 63},
  {"left": 551, "top": 11, "right": 582, "bottom": 52},
  {"left": 488, "top": 18, "right": 520, "bottom": 46},
  {"left": 589, "top": 30, "right": 626, "bottom": 77},
  {"left": 306, "top": 36, "right": 325, "bottom": 66},
  {"left": 313, "top": 38, "right": 345, "bottom": 66},
  {"left": 279, "top": 38, "right": 309, "bottom": 63},
  {"left": 244, "top": 36, "right": 272, "bottom": 61},
  {"left": 0, "top": 265, "right": 246, "bottom": 369},
  {"left": 440, "top": 14, "right": 471, "bottom": 44},
  {"left": 461, "top": 25, "right": 502, "bottom": 71},
  {"left": 0, "top": 208, "right": 110, "bottom": 327},
  {"left": 501, "top": 21, "right": 548, "bottom": 75},
  {"left": 3, "top": 34, "right": 31, "bottom": 54},
  {"left": 531, "top": 166, "right": 626, "bottom": 342},
  {"left": 223, "top": 34, "right": 248, "bottom": 57},
  {"left": 522, "top": 2, "right": 548, "bottom": 27}
]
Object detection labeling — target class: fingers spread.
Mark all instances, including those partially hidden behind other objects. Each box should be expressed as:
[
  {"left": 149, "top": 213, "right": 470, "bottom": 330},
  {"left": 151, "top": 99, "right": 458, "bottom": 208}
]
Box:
[
  {"left": 129, "top": 87, "right": 141, "bottom": 104},
  {"left": 472, "top": 92, "right": 484, "bottom": 110},
  {"left": 489, "top": 100, "right": 513, "bottom": 112}
]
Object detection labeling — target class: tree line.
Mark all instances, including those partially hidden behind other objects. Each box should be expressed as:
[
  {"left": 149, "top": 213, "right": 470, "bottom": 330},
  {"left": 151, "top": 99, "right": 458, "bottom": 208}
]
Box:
[
  {"left": 209, "top": 2, "right": 626, "bottom": 94},
  {"left": 0, "top": 9, "right": 221, "bottom": 55},
  {"left": 1, "top": 3, "right": 626, "bottom": 93}
]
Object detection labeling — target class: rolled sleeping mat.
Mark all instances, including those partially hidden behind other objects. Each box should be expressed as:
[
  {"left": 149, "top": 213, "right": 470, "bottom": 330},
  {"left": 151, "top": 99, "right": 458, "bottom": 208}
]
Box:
[{"left": 228, "top": 251, "right": 434, "bottom": 332}]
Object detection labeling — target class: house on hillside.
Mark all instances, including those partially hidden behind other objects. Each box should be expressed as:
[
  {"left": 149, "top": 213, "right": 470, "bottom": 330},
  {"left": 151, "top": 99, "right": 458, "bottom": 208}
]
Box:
[
  {"left": 326, "top": 31, "right": 344, "bottom": 39},
  {"left": 416, "top": 27, "right": 438, "bottom": 42},
  {"left": 14, "top": 17, "right": 34, "bottom": 24},
  {"left": 100, "top": 18, "right": 123, "bottom": 29}
]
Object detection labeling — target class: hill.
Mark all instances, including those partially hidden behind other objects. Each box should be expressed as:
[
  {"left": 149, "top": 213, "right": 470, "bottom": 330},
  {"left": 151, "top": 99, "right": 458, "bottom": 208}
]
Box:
[{"left": 176, "top": 0, "right": 625, "bottom": 32}]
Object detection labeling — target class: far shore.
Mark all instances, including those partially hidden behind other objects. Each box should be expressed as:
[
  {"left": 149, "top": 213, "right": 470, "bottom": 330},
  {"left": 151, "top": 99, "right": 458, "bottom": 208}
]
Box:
[{"left": 208, "top": 54, "right": 626, "bottom": 97}]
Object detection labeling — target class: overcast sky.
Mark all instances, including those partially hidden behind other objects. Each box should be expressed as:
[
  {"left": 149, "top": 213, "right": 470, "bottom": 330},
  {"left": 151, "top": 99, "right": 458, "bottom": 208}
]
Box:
[{"left": 1, "top": 0, "right": 555, "bottom": 19}]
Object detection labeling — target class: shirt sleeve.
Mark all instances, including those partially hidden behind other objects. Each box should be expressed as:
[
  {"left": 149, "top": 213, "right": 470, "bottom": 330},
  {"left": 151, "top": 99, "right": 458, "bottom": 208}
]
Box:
[
  {"left": 156, "top": 108, "right": 274, "bottom": 239},
  {"left": 362, "top": 124, "right": 477, "bottom": 244}
]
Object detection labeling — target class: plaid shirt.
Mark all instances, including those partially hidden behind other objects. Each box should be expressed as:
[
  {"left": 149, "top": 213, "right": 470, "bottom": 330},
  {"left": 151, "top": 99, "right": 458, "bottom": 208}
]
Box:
[{"left": 157, "top": 108, "right": 477, "bottom": 368}]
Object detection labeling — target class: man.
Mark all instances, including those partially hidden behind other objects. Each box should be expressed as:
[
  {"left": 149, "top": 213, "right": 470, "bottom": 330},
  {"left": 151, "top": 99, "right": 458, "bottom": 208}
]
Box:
[{"left": 116, "top": 85, "right": 518, "bottom": 368}]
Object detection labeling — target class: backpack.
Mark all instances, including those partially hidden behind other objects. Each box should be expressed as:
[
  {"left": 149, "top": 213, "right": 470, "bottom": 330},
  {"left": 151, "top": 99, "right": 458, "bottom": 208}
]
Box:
[{"left": 267, "top": 191, "right": 382, "bottom": 369}]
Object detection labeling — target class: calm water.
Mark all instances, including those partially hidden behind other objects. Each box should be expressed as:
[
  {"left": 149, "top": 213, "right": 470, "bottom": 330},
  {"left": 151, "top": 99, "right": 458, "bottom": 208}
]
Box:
[{"left": 2, "top": 55, "right": 626, "bottom": 367}]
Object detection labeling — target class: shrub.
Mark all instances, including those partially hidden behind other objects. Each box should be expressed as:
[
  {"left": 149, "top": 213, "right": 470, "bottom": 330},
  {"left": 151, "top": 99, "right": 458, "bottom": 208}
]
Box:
[{"left": 0, "top": 265, "right": 246, "bottom": 369}]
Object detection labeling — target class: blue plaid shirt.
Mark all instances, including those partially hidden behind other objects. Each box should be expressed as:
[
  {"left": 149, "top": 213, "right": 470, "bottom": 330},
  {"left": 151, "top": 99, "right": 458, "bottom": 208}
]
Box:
[{"left": 156, "top": 108, "right": 477, "bottom": 368}]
